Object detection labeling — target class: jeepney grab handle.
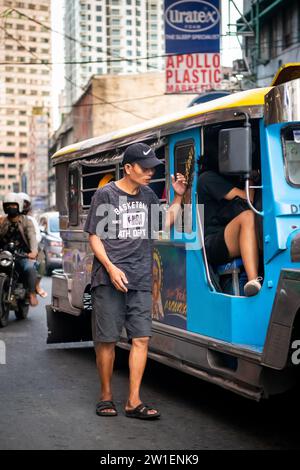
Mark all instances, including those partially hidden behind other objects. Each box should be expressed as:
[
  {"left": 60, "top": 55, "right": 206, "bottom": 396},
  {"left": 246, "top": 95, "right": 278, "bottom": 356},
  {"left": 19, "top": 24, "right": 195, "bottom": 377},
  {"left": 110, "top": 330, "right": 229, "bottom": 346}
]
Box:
[
  {"left": 196, "top": 202, "right": 215, "bottom": 292},
  {"left": 245, "top": 179, "right": 264, "bottom": 217}
]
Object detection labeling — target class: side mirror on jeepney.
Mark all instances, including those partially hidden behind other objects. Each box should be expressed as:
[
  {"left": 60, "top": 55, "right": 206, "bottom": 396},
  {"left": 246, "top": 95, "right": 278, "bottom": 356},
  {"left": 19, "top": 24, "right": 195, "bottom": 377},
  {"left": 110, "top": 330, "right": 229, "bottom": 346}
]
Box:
[{"left": 218, "top": 125, "right": 252, "bottom": 177}]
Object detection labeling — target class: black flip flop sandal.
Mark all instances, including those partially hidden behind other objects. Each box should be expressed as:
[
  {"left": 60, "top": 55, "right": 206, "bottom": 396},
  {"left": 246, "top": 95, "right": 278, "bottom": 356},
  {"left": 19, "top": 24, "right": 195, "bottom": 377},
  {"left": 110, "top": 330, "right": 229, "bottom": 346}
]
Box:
[
  {"left": 125, "top": 403, "right": 160, "bottom": 420},
  {"left": 96, "top": 400, "right": 118, "bottom": 417}
]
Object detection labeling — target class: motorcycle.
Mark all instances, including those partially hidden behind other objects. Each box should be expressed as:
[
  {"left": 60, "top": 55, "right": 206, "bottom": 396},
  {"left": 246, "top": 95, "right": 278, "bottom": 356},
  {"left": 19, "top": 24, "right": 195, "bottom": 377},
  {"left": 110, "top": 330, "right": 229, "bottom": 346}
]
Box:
[{"left": 0, "top": 242, "right": 30, "bottom": 327}]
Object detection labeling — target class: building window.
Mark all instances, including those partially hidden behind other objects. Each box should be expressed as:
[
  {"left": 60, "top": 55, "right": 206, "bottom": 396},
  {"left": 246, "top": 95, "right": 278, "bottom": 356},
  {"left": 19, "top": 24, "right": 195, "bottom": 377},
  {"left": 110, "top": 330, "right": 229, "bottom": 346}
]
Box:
[{"left": 282, "top": 6, "right": 293, "bottom": 49}]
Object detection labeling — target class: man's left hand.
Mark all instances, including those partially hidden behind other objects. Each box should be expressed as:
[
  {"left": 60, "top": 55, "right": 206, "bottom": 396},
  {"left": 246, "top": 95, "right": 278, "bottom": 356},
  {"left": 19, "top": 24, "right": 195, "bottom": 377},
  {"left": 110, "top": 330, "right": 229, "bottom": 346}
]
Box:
[
  {"left": 27, "top": 252, "right": 38, "bottom": 260},
  {"left": 171, "top": 173, "right": 187, "bottom": 197}
]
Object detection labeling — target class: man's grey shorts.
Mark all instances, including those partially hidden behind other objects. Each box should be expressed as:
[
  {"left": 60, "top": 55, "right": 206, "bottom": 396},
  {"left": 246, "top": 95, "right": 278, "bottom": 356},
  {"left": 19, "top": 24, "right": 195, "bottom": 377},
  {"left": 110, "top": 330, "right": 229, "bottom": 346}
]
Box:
[{"left": 91, "top": 285, "right": 153, "bottom": 344}]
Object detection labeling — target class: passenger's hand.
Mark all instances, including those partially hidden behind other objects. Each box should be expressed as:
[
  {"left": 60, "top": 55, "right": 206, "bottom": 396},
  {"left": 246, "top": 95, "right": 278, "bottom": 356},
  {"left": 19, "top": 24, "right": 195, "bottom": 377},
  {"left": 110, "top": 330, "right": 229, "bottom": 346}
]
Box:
[
  {"left": 171, "top": 173, "right": 187, "bottom": 196},
  {"left": 27, "top": 251, "right": 37, "bottom": 260},
  {"left": 107, "top": 264, "right": 128, "bottom": 292}
]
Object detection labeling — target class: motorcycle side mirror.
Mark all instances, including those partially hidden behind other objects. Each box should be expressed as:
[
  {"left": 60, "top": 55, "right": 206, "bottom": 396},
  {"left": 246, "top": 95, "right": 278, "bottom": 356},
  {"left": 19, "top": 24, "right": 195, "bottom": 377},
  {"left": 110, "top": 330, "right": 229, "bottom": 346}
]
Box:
[{"left": 8, "top": 242, "right": 15, "bottom": 251}]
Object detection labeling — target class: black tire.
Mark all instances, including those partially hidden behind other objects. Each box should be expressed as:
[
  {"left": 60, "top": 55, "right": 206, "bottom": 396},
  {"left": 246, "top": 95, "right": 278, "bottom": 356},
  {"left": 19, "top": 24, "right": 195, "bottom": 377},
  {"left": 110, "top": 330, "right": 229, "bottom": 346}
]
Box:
[
  {"left": 0, "top": 276, "right": 10, "bottom": 328},
  {"left": 15, "top": 300, "right": 30, "bottom": 320}
]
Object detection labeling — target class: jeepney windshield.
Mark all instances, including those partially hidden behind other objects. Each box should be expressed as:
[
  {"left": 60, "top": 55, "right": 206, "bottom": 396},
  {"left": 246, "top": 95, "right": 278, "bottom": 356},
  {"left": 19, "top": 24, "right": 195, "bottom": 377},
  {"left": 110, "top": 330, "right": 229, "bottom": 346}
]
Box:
[{"left": 282, "top": 126, "right": 300, "bottom": 187}]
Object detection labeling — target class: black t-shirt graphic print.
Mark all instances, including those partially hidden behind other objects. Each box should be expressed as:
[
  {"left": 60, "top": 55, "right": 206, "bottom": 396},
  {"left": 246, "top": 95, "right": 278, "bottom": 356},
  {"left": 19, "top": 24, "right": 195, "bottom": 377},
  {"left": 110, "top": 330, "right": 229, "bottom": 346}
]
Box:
[{"left": 84, "top": 182, "right": 160, "bottom": 291}]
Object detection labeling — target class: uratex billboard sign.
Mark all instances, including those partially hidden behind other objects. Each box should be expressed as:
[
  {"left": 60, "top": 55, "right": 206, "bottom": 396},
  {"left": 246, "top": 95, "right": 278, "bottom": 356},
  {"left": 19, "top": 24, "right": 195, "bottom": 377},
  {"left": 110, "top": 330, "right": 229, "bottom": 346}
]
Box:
[{"left": 164, "top": 0, "right": 220, "bottom": 54}]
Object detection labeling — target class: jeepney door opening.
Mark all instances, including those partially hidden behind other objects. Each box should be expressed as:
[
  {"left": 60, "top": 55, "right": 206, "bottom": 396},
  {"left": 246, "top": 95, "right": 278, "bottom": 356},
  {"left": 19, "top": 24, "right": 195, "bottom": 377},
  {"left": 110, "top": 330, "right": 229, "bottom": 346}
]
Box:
[{"left": 198, "top": 119, "right": 264, "bottom": 295}]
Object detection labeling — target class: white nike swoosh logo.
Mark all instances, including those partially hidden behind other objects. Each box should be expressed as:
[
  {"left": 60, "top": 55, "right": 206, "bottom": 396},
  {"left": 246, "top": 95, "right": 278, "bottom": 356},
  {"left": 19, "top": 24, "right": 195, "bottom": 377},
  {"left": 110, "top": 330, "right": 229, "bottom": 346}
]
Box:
[{"left": 143, "top": 149, "right": 152, "bottom": 155}]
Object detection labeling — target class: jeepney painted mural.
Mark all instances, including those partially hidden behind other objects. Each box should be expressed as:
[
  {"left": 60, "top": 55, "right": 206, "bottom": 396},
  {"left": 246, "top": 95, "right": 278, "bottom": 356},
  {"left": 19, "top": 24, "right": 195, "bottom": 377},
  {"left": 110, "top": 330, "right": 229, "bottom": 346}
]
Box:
[{"left": 152, "top": 243, "right": 187, "bottom": 329}]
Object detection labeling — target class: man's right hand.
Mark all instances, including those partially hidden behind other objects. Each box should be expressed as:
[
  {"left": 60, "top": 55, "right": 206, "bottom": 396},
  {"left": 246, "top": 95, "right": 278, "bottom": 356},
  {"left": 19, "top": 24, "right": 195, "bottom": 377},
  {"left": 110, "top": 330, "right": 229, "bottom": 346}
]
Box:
[{"left": 107, "top": 264, "right": 128, "bottom": 292}]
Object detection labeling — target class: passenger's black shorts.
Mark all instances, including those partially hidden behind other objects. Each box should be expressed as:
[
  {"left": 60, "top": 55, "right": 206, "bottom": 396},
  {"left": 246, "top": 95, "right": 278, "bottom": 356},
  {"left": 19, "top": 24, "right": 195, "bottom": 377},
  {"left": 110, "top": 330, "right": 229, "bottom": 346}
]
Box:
[
  {"left": 91, "top": 285, "right": 152, "bottom": 344},
  {"left": 205, "top": 228, "right": 230, "bottom": 266}
]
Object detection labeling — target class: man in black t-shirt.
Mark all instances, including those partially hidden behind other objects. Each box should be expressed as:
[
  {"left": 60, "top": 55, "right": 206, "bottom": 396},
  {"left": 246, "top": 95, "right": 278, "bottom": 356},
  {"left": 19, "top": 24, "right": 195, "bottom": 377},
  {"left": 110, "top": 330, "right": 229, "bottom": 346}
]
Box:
[
  {"left": 198, "top": 170, "right": 261, "bottom": 297},
  {"left": 84, "top": 142, "right": 187, "bottom": 419}
]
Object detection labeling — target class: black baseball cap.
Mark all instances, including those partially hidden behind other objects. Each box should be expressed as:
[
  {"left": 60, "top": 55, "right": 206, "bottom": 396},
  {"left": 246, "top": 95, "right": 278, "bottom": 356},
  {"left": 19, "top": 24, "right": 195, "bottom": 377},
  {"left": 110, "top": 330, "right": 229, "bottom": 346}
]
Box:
[{"left": 122, "top": 143, "right": 162, "bottom": 168}]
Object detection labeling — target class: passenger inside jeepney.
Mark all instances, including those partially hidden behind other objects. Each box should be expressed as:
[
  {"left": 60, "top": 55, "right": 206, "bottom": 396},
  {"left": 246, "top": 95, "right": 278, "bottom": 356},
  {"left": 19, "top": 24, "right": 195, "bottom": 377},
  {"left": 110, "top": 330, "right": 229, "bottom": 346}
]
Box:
[{"left": 197, "top": 123, "right": 263, "bottom": 297}]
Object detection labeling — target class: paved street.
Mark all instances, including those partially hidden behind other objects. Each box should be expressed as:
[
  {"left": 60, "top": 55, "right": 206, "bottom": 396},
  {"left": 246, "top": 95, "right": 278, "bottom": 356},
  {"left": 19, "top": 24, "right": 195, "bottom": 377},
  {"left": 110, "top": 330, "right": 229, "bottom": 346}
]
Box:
[{"left": 0, "top": 276, "right": 300, "bottom": 450}]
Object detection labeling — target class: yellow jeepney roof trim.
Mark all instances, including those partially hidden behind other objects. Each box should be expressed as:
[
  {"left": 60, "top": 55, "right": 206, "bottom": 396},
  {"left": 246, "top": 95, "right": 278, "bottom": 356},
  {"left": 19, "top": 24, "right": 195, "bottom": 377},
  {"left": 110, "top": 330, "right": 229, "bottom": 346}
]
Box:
[
  {"left": 52, "top": 87, "right": 271, "bottom": 160},
  {"left": 271, "top": 63, "right": 300, "bottom": 86}
]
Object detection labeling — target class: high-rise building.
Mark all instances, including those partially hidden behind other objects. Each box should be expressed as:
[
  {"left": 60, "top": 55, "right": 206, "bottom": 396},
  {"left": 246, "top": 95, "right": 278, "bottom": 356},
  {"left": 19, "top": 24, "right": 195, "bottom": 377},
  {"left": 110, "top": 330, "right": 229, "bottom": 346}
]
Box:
[
  {"left": 0, "top": 0, "right": 51, "bottom": 203},
  {"left": 64, "top": 0, "right": 164, "bottom": 107}
]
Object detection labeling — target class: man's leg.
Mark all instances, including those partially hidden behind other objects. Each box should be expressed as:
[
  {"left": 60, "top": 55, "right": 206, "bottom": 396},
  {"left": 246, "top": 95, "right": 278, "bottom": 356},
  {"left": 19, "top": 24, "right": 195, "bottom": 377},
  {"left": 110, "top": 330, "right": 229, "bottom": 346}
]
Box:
[
  {"left": 224, "top": 209, "right": 259, "bottom": 281},
  {"left": 127, "top": 337, "right": 149, "bottom": 409},
  {"left": 17, "top": 259, "right": 38, "bottom": 306},
  {"left": 125, "top": 337, "right": 158, "bottom": 416},
  {"left": 91, "top": 285, "right": 125, "bottom": 415},
  {"left": 95, "top": 342, "right": 117, "bottom": 414}
]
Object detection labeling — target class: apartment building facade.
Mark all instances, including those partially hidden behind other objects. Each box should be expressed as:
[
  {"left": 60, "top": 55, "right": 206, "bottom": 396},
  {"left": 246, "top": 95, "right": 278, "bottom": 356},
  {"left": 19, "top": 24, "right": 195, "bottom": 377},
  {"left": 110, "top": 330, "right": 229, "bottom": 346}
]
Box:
[
  {"left": 238, "top": 0, "right": 300, "bottom": 86},
  {"left": 0, "top": 0, "right": 51, "bottom": 203},
  {"left": 64, "top": 0, "right": 164, "bottom": 107}
]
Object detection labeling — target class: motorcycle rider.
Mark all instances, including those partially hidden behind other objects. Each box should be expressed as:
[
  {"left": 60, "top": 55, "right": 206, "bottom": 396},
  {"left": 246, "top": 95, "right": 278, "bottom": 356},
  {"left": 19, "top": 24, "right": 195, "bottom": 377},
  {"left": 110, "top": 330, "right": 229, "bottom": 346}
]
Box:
[
  {"left": 18, "top": 192, "right": 48, "bottom": 299},
  {"left": 0, "top": 192, "right": 39, "bottom": 306}
]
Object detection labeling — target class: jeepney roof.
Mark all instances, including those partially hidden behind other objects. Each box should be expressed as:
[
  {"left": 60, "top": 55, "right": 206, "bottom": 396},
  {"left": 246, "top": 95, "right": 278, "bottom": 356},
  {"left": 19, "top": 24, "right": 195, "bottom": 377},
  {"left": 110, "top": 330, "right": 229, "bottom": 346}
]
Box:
[
  {"left": 51, "top": 86, "right": 271, "bottom": 164},
  {"left": 271, "top": 63, "right": 300, "bottom": 86}
]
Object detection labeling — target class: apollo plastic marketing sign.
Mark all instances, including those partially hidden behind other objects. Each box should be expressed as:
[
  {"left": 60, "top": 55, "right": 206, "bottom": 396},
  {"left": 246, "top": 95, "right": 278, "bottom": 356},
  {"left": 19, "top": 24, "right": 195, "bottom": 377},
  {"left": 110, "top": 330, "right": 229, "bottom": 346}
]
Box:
[
  {"left": 165, "top": 0, "right": 221, "bottom": 93},
  {"left": 164, "top": 0, "right": 220, "bottom": 54}
]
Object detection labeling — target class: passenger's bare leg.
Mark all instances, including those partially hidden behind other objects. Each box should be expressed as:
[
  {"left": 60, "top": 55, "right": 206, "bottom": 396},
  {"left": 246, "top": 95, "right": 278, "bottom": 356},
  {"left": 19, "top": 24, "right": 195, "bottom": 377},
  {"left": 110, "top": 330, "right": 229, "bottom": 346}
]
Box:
[
  {"left": 126, "top": 337, "right": 157, "bottom": 415},
  {"left": 224, "top": 210, "right": 259, "bottom": 281},
  {"left": 95, "top": 342, "right": 116, "bottom": 412}
]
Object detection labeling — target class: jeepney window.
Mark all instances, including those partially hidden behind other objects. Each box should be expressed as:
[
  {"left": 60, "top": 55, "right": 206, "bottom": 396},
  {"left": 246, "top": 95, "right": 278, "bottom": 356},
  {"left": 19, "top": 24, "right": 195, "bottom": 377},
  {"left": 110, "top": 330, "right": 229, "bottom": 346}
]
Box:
[
  {"left": 55, "top": 163, "right": 68, "bottom": 215},
  {"left": 282, "top": 126, "right": 300, "bottom": 187},
  {"left": 81, "top": 163, "right": 116, "bottom": 209},
  {"left": 148, "top": 144, "right": 167, "bottom": 203},
  {"left": 68, "top": 166, "right": 80, "bottom": 226},
  {"left": 174, "top": 140, "right": 195, "bottom": 233}
]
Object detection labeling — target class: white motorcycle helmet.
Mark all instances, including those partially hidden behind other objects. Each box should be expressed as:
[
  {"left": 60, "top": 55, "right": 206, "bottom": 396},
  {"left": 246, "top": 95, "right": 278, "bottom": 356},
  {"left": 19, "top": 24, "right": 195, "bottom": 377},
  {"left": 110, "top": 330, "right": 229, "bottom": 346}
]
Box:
[
  {"left": 18, "top": 192, "right": 31, "bottom": 214},
  {"left": 2, "top": 192, "right": 24, "bottom": 215}
]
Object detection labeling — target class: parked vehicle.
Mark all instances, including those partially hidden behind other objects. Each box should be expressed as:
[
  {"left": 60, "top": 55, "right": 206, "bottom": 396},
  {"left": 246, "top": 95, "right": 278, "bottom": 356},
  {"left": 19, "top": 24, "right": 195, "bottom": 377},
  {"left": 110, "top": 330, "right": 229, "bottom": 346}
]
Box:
[
  {"left": 0, "top": 242, "right": 30, "bottom": 327},
  {"left": 47, "top": 63, "right": 300, "bottom": 400},
  {"left": 38, "top": 212, "right": 62, "bottom": 275}
]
